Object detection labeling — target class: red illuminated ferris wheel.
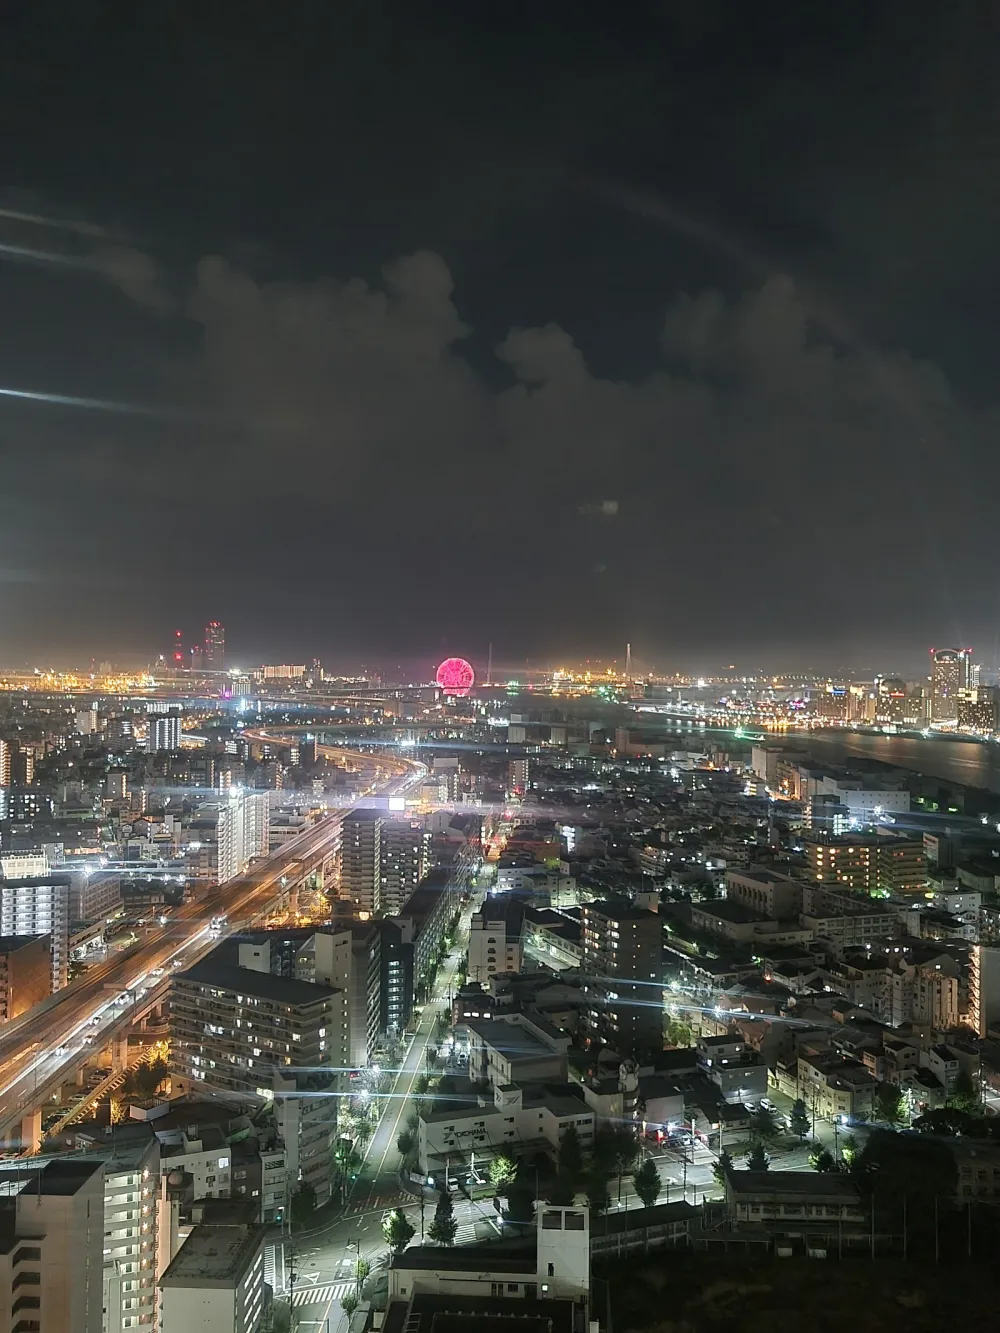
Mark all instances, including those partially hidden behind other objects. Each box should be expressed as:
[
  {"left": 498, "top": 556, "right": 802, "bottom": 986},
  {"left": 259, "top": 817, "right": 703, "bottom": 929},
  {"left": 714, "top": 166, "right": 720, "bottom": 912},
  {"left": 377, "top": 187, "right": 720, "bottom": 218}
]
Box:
[{"left": 436, "top": 657, "right": 475, "bottom": 695}]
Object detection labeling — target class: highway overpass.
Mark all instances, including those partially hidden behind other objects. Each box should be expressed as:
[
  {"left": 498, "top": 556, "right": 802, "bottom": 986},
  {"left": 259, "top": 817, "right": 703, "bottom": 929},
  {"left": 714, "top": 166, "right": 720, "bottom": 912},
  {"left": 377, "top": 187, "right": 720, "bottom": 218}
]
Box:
[{"left": 0, "top": 744, "right": 426, "bottom": 1152}]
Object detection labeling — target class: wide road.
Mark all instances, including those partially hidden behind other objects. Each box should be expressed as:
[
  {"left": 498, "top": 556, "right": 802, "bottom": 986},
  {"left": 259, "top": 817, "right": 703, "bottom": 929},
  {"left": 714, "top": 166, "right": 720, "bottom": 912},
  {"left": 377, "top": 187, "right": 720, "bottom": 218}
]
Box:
[
  {"left": 288, "top": 900, "right": 477, "bottom": 1330},
  {"left": 0, "top": 744, "right": 426, "bottom": 1144}
]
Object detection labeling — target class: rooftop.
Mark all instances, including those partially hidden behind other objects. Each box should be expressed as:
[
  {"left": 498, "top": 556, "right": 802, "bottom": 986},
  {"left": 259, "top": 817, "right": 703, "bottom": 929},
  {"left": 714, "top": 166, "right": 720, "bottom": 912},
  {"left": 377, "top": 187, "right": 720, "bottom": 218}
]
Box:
[
  {"left": 390, "top": 1243, "right": 535, "bottom": 1273},
  {"left": 692, "top": 900, "right": 767, "bottom": 924},
  {"left": 0, "top": 1158, "right": 102, "bottom": 1198},
  {"left": 466, "top": 1018, "right": 561, "bottom": 1060},
  {"left": 727, "top": 1170, "right": 861, "bottom": 1200},
  {"left": 384, "top": 1293, "right": 576, "bottom": 1333},
  {"left": 0, "top": 934, "right": 49, "bottom": 953},
  {"left": 582, "top": 898, "right": 659, "bottom": 923},
  {"left": 175, "top": 957, "right": 339, "bottom": 1005},
  {"left": 159, "top": 1223, "right": 265, "bottom": 1288}
]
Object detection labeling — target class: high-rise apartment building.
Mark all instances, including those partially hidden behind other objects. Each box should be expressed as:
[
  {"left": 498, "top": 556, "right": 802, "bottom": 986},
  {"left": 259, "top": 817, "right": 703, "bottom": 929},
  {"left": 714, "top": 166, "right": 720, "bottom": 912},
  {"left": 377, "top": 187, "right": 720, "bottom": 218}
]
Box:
[
  {"left": 0, "top": 876, "right": 71, "bottom": 989},
  {"left": 931, "top": 647, "right": 971, "bottom": 723},
  {"left": 580, "top": 899, "right": 663, "bottom": 1056},
  {"left": 204, "top": 621, "right": 225, "bottom": 669},
  {"left": 340, "top": 809, "right": 382, "bottom": 916},
  {"left": 217, "top": 790, "right": 270, "bottom": 884},
  {"left": 148, "top": 709, "right": 182, "bottom": 752},
  {"left": 0, "top": 1158, "right": 104, "bottom": 1333},
  {"left": 366, "top": 919, "right": 414, "bottom": 1055},
  {"left": 507, "top": 758, "right": 530, "bottom": 798},
  {"left": 169, "top": 960, "right": 347, "bottom": 1203},
  {"left": 159, "top": 1223, "right": 265, "bottom": 1333},
  {"left": 0, "top": 739, "right": 9, "bottom": 824},
  {"left": 97, "top": 1132, "right": 162, "bottom": 1333},
  {"left": 378, "top": 819, "right": 430, "bottom": 916},
  {"left": 76, "top": 707, "right": 100, "bottom": 735}
]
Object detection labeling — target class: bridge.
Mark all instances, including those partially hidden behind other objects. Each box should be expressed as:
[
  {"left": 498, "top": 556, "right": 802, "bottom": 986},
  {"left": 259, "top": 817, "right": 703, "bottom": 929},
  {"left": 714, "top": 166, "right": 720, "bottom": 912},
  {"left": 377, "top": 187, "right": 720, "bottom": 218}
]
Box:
[{"left": 0, "top": 743, "right": 426, "bottom": 1152}]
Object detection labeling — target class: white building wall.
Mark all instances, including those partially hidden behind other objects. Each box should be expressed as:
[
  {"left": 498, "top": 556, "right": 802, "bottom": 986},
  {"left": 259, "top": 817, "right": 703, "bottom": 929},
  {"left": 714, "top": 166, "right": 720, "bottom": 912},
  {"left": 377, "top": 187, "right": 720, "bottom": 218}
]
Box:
[{"left": 0, "top": 877, "right": 70, "bottom": 989}]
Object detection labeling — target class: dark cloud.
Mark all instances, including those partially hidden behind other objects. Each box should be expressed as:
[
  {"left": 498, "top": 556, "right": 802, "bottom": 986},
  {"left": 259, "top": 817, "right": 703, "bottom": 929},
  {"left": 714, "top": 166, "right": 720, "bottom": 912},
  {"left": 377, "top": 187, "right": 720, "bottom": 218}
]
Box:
[{"left": 1, "top": 0, "right": 999, "bottom": 670}]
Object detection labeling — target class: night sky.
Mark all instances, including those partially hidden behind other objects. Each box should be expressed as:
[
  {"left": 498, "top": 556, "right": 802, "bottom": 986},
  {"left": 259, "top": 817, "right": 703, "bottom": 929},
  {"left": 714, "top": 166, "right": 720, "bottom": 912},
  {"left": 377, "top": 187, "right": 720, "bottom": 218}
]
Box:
[{"left": 1, "top": 1, "right": 999, "bottom": 675}]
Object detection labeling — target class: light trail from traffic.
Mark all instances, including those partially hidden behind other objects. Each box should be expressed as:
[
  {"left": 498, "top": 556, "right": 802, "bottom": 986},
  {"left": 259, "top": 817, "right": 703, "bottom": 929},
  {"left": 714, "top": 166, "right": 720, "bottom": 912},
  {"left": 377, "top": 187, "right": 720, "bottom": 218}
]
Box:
[{"left": 0, "top": 741, "right": 426, "bottom": 1148}]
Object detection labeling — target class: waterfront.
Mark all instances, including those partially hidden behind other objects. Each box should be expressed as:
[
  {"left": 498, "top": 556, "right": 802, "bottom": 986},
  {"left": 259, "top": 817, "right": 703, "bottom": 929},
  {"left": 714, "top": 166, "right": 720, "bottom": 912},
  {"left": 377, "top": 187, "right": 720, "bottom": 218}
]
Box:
[{"left": 808, "top": 732, "right": 1000, "bottom": 797}]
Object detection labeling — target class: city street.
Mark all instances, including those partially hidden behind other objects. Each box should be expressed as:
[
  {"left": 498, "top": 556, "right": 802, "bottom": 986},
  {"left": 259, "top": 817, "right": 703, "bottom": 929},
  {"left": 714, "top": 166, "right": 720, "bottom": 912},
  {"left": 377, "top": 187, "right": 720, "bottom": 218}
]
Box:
[{"left": 286, "top": 899, "right": 477, "bottom": 1330}]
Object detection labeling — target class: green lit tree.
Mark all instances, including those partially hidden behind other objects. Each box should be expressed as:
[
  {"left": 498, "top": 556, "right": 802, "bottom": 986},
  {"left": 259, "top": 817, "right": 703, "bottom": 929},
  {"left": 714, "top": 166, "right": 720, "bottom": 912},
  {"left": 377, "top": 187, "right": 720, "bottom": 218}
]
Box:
[
  {"left": 712, "top": 1149, "right": 734, "bottom": 1187},
  {"left": 745, "top": 1143, "right": 770, "bottom": 1172},
  {"left": 381, "top": 1208, "right": 415, "bottom": 1255},
  {"left": 749, "top": 1105, "right": 780, "bottom": 1144},
  {"left": 947, "top": 1068, "right": 980, "bottom": 1115},
  {"left": 808, "top": 1145, "right": 838, "bottom": 1173},
  {"left": 290, "top": 1181, "right": 317, "bottom": 1227},
  {"left": 489, "top": 1150, "right": 518, "bottom": 1190},
  {"left": 632, "top": 1158, "right": 661, "bottom": 1208},
  {"left": 789, "top": 1098, "right": 811, "bottom": 1141},
  {"left": 428, "top": 1190, "right": 457, "bottom": 1245},
  {"left": 397, "top": 1130, "right": 415, "bottom": 1159},
  {"left": 872, "top": 1082, "right": 906, "bottom": 1127},
  {"left": 557, "top": 1124, "right": 584, "bottom": 1184},
  {"left": 585, "top": 1170, "right": 612, "bottom": 1215}
]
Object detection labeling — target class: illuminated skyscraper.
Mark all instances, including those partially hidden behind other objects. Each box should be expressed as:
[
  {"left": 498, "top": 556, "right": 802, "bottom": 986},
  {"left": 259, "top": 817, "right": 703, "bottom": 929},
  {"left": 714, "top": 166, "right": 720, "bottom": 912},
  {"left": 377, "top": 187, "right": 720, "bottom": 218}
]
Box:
[
  {"left": 204, "top": 620, "right": 226, "bottom": 669},
  {"left": 931, "top": 648, "right": 971, "bottom": 723}
]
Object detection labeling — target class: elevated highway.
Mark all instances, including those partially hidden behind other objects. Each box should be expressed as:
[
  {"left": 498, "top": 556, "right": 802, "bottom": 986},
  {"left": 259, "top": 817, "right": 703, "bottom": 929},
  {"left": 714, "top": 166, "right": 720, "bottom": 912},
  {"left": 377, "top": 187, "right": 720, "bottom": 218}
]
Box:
[{"left": 0, "top": 744, "right": 426, "bottom": 1152}]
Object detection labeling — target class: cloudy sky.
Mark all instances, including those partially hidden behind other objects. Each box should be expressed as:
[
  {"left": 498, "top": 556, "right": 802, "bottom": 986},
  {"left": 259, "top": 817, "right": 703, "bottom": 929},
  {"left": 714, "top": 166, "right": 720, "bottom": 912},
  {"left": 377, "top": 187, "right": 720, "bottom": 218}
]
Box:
[{"left": 1, "top": 1, "right": 998, "bottom": 675}]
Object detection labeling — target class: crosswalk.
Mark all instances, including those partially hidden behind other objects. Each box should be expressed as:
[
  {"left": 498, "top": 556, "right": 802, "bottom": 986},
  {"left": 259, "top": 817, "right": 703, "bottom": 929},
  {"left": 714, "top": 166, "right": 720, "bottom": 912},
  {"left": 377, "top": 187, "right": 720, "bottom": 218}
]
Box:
[
  {"left": 291, "top": 1281, "right": 354, "bottom": 1308},
  {"left": 454, "top": 1218, "right": 502, "bottom": 1245}
]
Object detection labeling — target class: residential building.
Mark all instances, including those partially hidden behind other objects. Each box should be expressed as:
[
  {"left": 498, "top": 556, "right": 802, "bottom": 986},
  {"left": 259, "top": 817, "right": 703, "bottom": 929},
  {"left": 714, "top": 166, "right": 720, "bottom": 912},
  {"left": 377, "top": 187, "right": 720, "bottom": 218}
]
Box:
[
  {"left": 0, "top": 933, "right": 51, "bottom": 1020},
  {"left": 378, "top": 819, "right": 429, "bottom": 917},
  {"left": 0, "top": 875, "right": 71, "bottom": 989},
  {"left": 169, "top": 960, "right": 347, "bottom": 1203},
  {"left": 891, "top": 956, "right": 960, "bottom": 1029},
  {"left": 726, "top": 867, "right": 802, "bottom": 918},
  {"left": 296, "top": 926, "right": 372, "bottom": 1070},
  {"left": 216, "top": 790, "right": 269, "bottom": 885},
  {"left": 796, "top": 1052, "right": 876, "bottom": 1120},
  {"left": 0, "top": 1158, "right": 104, "bottom": 1333},
  {"left": 468, "top": 899, "right": 526, "bottom": 983},
  {"left": 158, "top": 1223, "right": 265, "bottom": 1333},
  {"left": 340, "top": 809, "right": 382, "bottom": 916},
  {"left": 366, "top": 919, "right": 414, "bottom": 1055},
  {"left": 695, "top": 1034, "right": 768, "bottom": 1104},
  {"left": 170, "top": 959, "right": 348, "bottom": 1097},
  {"left": 799, "top": 884, "right": 900, "bottom": 952},
  {"left": 581, "top": 899, "right": 664, "bottom": 1056},
  {"left": 396, "top": 866, "right": 463, "bottom": 996},
  {"left": 417, "top": 1081, "right": 594, "bottom": 1180},
  {"left": 968, "top": 943, "right": 1000, "bottom": 1037},
  {"left": 148, "top": 710, "right": 182, "bottom": 752},
  {"left": 69, "top": 871, "right": 123, "bottom": 923},
  {"left": 507, "top": 758, "right": 530, "bottom": 798},
  {"left": 465, "top": 1013, "right": 570, "bottom": 1089}
]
